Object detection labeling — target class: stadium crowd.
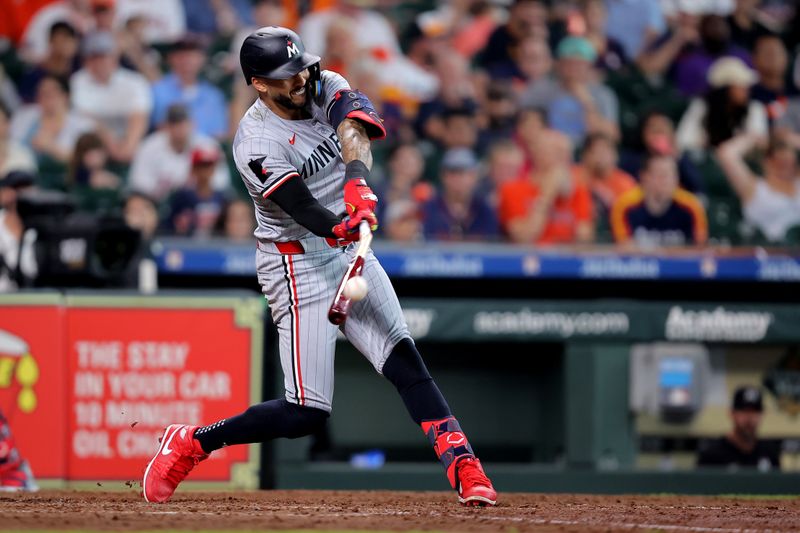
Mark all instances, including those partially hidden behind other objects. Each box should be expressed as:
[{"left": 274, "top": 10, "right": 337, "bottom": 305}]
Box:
[{"left": 1, "top": 0, "right": 800, "bottom": 270}]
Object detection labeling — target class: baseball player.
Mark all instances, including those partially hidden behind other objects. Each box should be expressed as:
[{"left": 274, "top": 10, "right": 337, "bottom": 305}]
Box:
[{"left": 142, "top": 26, "right": 496, "bottom": 507}]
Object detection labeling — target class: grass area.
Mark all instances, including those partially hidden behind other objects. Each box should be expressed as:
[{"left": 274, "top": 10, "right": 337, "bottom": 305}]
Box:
[{"left": 715, "top": 493, "right": 800, "bottom": 500}]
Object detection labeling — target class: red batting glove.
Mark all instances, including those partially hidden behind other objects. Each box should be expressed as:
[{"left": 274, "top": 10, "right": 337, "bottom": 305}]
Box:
[
  {"left": 332, "top": 208, "right": 378, "bottom": 242},
  {"left": 343, "top": 178, "right": 378, "bottom": 217}
]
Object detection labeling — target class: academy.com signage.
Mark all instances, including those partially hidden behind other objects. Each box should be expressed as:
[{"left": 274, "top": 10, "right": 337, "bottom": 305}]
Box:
[
  {"left": 473, "top": 309, "right": 630, "bottom": 337},
  {"left": 397, "top": 299, "right": 799, "bottom": 343},
  {"left": 665, "top": 306, "right": 774, "bottom": 342}
]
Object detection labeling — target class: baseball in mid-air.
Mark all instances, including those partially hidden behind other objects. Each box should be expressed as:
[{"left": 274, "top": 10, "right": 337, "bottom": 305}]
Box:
[{"left": 344, "top": 276, "right": 368, "bottom": 301}]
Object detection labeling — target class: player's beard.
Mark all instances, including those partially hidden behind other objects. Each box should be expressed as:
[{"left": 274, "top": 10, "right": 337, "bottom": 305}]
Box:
[{"left": 273, "top": 83, "right": 309, "bottom": 111}]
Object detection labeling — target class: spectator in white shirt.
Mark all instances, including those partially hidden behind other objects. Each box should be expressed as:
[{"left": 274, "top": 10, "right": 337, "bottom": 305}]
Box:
[
  {"left": 11, "top": 75, "right": 95, "bottom": 163},
  {"left": 129, "top": 104, "right": 230, "bottom": 202},
  {"left": 69, "top": 31, "right": 152, "bottom": 163},
  {"left": 717, "top": 133, "right": 800, "bottom": 242}
]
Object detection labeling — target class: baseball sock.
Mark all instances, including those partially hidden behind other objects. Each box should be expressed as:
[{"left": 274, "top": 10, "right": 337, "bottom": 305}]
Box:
[
  {"left": 382, "top": 338, "right": 475, "bottom": 489},
  {"left": 193, "top": 399, "right": 329, "bottom": 453},
  {"left": 382, "top": 337, "right": 450, "bottom": 423}
]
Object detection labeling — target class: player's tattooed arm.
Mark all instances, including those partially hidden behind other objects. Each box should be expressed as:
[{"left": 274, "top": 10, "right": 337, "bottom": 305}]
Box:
[{"left": 337, "top": 118, "right": 373, "bottom": 170}]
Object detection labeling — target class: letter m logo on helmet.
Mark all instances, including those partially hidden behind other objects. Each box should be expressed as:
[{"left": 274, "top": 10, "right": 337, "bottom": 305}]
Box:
[{"left": 286, "top": 39, "right": 299, "bottom": 58}]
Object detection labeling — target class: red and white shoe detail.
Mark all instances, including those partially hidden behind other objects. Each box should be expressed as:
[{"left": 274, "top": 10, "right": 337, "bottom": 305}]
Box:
[
  {"left": 0, "top": 459, "right": 38, "bottom": 492},
  {"left": 456, "top": 457, "right": 497, "bottom": 507},
  {"left": 142, "top": 424, "right": 208, "bottom": 503}
]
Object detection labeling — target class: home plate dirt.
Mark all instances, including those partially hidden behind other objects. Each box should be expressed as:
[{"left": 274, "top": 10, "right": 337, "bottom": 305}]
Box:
[{"left": 1, "top": 490, "right": 798, "bottom": 532}]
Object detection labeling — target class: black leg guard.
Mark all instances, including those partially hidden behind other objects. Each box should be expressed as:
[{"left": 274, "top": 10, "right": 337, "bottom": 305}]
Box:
[
  {"left": 194, "top": 399, "right": 329, "bottom": 453},
  {"left": 382, "top": 337, "right": 451, "bottom": 424}
]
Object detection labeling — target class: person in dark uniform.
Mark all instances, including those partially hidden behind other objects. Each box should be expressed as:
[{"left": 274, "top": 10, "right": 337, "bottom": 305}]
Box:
[{"left": 697, "top": 386, "right": 781, "bottom": 471}]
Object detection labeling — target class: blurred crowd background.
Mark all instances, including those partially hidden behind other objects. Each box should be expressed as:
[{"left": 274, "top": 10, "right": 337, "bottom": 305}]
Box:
[{"left": 1, "top": 0, "right": 800, "bottom": 265}]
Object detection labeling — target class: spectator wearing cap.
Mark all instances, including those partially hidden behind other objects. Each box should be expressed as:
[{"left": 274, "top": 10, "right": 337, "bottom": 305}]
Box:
[
  {"left": 69, "top": 31, "right": 152, "bottom": 163},
  {"left": 611, "top": 153, "right": 707, "bottom": 248},
  {"left": 129, "top": 104, "right": 230, "bottom": 202},
  {"left": 150, "top": 35, "right": 228, "bottom": 139},
  {"left": 520, "top": 36, "right": 619, "bottom": 146},
  {"left": 499, "top": 130, "right": 594, "bottom": 245},
  {"left": 676, "top": 56, "right": 767, "bottom": 152},
  {"left": 0, "top": 171, "right": 38, "bottom": 292},
  {"left": 697, "top": 386, "right": 780, "bottom": 471},
  {"left": 0, "top": 104, "right": 36, "bottom": 177},
  {"left": 421, "top": 148, "right": 499, "bottom": 242},
  {"left": 11, "top": 75, "right": 95, "bottom": 164},
  {"left": 17, "top": 21, "right": 81, "bottom": 103},
  {"left": 166, "top": 145, "right": 228, "bottom": 237}
]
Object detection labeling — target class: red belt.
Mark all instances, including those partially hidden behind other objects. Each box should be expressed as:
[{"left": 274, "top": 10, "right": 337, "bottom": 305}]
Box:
[{"left": 271, "top": 238, "right": 345, "bottom": 255}]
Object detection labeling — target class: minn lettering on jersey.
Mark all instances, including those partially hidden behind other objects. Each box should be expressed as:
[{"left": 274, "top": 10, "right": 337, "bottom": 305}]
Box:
[{"left": 299, "top": 132, "right": 342, "bottom": 180}]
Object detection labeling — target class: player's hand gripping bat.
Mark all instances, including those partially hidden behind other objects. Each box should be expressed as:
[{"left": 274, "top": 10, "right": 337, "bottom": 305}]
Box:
[{"left": 328, "top": 221, "right": 372, "bottom": 325}]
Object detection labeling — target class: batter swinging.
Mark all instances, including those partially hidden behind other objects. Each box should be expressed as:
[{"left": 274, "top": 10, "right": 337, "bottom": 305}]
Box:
[{"left": 142, "top": 26, "right": 496, "bottom": 507}]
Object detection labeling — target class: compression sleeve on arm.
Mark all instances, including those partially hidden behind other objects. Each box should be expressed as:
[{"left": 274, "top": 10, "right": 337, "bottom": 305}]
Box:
[{"left": 268, "top": 173, "right": 340, "bottom": 238}]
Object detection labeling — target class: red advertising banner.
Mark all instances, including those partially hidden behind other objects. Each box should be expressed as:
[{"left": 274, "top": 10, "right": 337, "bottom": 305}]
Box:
[
  {"left": 65, "top": 304, "right": 258, "bottom": 482},
  {"left": 0, "top": 293, "right": 263, "bottom": 487},
  {"left": 0, "top": 300, "right": 67, "bottom": 479}
]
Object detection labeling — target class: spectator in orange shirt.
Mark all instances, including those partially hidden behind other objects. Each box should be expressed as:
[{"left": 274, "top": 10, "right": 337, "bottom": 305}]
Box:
[
  {"left": 499, "top": 130, "right": 594, "bottom": 245},
  {"left": 611, "top": 154, "right": 708, "bottom": 248},
  {"left": 573, "top": 133, "right": 636, "bottom": 221}
]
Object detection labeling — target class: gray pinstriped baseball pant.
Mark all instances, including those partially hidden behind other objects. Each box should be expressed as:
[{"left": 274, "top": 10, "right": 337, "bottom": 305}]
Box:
[{"left": 256, "top": 238, "right": 410, "bottom": 412}]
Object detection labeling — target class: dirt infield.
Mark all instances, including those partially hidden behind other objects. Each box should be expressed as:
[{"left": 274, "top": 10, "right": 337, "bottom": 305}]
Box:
[{"left": 1, "top": 489, "right": 798, "bottom": 532}]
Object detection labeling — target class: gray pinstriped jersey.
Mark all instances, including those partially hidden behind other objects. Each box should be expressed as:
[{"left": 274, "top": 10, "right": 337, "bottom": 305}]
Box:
[{"left": 232, "top": 70, "right": 350, "bottom": 242}]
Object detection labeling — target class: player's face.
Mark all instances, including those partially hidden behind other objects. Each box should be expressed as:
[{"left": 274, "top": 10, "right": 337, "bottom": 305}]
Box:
[
  {"left": 257, "top": 69, "right": 311, "bottom": 111},
  {"left": 731, "top": 409, "right": 761, "bottom": 441}
]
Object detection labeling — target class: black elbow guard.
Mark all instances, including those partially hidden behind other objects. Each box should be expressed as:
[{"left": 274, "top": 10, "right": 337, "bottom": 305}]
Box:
[{"left": 327, "top": 89, "right": 386, "bottom": 140}]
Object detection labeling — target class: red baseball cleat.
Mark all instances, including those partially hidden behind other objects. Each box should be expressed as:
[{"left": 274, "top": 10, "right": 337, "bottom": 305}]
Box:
[
  {"left": 143, "top": 424, "right": 208, "bottom": 503},
  {"left": 456, "top": 457, "right": 497, "bottom": 506},
  {"left": 0, "top": 459, "right": 38, "bottom": 492}
]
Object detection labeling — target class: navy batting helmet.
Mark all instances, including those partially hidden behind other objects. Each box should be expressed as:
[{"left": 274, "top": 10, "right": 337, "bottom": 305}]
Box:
[{"left": 240, "top": 26, "right": 320, "bottom": 87}]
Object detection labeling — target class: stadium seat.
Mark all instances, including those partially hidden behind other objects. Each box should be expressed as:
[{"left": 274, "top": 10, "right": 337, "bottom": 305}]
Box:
[{"left": 706, "top": 196, "right": 744, "bottom": 245}]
